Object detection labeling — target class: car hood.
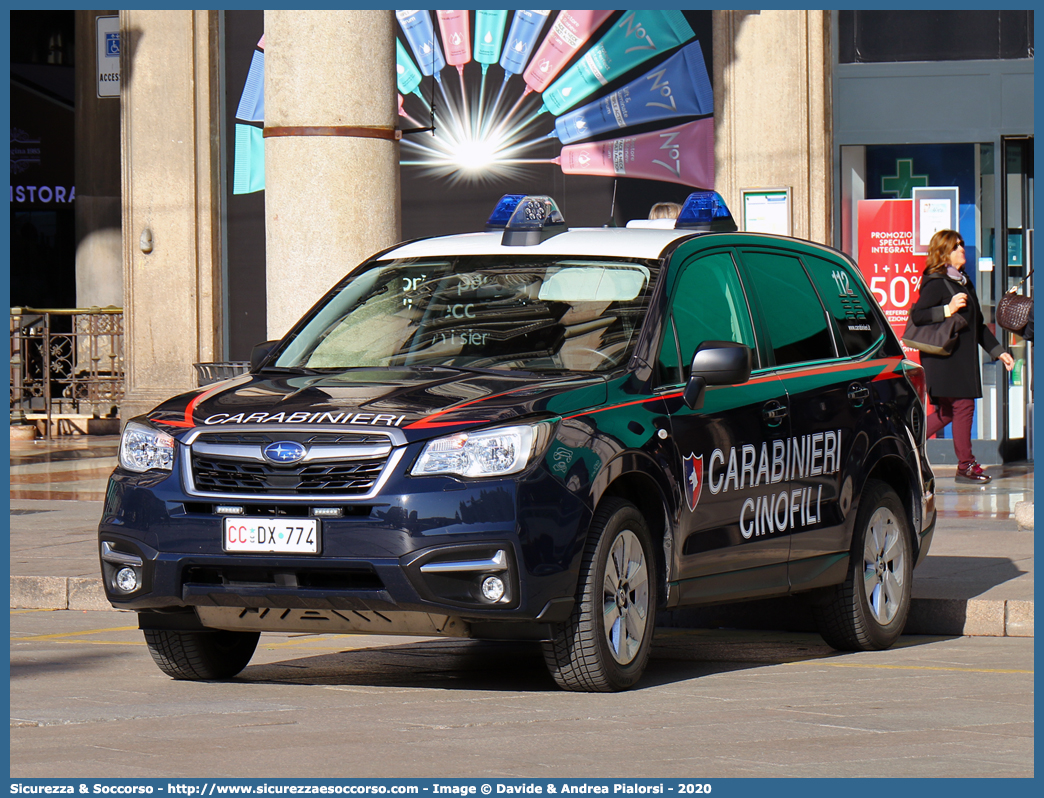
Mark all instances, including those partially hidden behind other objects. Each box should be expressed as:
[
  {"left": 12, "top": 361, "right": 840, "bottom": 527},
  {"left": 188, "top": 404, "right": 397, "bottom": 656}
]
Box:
[{"left": 144, "top": 367, "right": 609, "bottom": 443}]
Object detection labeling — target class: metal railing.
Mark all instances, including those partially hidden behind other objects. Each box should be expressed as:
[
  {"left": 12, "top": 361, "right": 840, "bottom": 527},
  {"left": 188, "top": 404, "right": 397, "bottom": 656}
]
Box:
[{"left": 10, "top": 307, "right": 124, "bottom": 438}]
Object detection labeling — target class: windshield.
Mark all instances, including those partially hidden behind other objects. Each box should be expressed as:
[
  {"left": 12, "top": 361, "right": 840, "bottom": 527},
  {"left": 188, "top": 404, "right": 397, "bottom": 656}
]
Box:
[{"left": 271, "top": 256, "right": 659, "bottom": 373}]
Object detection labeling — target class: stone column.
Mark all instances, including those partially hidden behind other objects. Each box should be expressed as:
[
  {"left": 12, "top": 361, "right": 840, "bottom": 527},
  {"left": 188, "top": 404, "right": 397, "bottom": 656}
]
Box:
[
  {"left": 713, "top": 10, "right": 832, "bottom": 244},
  {"left": 74, "top": 9, "right": 122, "bottom": 309},
  {"left": 120, "top": 10, "right": 223, "bottom": 423},
  {"left": 263, "top": 10, "right": 401, "bottom": 339}
]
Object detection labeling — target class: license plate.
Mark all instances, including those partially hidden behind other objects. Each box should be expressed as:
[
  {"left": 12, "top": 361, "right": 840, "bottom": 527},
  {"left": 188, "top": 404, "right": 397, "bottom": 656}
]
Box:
[{"left": 223, "top": 518, "right": 320, "bottom": 554}]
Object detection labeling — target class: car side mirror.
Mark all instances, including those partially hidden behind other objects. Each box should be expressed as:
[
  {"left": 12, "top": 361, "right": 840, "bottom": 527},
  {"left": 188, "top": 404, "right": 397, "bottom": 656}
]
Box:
[
  {"left": 683, "top": 342, "right": 752, "bottom": 410},
  {"left": 249, "top": 340, "right": 280, "bottom": 372}
]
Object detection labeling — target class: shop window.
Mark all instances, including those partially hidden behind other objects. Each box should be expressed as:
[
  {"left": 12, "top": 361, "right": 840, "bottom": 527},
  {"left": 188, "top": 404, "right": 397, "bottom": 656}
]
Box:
[{"left": 838, "top": 10, "right": 1033, "bottom": 64}]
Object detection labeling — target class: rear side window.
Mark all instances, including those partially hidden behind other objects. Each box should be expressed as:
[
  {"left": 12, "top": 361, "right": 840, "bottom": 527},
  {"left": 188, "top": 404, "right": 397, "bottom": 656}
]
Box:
[
  {"left": 802, "top": 255, "right": 884, "bottom": 357},
  {"left": 738, "top": 249, "right": 835, "bottom": 367}
]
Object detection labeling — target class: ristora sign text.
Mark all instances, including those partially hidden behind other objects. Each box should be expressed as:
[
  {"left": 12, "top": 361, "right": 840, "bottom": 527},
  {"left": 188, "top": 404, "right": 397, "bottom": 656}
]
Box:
[{"left": 11, "top": 185, "right": 75, "bottom": 205}]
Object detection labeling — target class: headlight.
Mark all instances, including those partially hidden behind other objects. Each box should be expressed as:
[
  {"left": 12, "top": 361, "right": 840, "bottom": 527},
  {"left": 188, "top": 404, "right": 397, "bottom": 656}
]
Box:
[
  {"left": 119, "top": 421, "right": 176, "bottom": 473},
  {"left": 411, "top": 421, "right": 555, "bottom": 478}
]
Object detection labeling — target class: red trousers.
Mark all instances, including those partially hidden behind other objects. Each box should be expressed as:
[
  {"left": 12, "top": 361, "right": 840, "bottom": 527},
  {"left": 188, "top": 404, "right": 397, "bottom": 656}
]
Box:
[{"left": 926, "top": 397, "right": 975, "bottom": 468}]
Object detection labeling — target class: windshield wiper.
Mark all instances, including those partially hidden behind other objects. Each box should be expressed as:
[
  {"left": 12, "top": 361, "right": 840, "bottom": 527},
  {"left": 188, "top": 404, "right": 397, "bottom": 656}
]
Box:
[
  {"left": 429, "top": 364, "right": 512, "bottom": 376},
  {"left": 256, "top": 365, "right": 315, "bottom": 375}
]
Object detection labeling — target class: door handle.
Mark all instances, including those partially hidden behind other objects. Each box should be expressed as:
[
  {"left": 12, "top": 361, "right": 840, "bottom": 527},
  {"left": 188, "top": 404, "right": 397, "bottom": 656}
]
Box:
[
  {"left": 848, "top": 383, "right": 870, "bottom": 405},
  {"left": 762, "top": 400, "right": 788, "bottom": 426}
]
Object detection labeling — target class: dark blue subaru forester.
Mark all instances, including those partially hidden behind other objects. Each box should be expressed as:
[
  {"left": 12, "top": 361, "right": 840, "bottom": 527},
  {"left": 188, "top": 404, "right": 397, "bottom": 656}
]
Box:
[{"left": 99, "top": 193, "right": 936, "bottom": 691}]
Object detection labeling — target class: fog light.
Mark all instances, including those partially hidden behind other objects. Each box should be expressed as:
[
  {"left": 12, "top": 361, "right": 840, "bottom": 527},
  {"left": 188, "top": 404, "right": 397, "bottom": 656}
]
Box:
[
  {"left": 115, "top": 567, "right": 140, "bottom": 593},
  {"left": 480, "top": 575, "right": 505, "bottom": 603},
  {"left": 311, "top": 507, "right": 343, "bottom": 518}
]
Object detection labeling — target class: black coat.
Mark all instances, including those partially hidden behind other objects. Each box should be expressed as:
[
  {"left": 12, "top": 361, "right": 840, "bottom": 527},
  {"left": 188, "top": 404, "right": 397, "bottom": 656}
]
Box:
[{"left": 909, "top": 271, "right": 1004, "bottom": 399}]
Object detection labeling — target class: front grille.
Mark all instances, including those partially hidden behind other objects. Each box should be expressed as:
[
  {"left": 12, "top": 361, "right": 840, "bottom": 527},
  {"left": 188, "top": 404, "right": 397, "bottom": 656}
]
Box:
[
  {"left": 188, "top": 430, "right": 394, "bottom": 497},
  {"left": 191, "top": 455, "right": 386, "bottom": 495},
  {"left": 183, "top": 565, "right": 384, "bottom": 591},
  {"left": 181, "top": 503, "right": 372, "bottom": 517}
]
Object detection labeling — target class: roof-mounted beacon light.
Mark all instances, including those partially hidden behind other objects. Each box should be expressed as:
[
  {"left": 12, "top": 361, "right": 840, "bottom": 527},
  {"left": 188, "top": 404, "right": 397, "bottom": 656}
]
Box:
[
  {"left": 674, "top": 191, "right": 738, "bottom": 233},
  {"left": 485, "top": 194, "right": 526, "bottom": 231},
  {"left": 486, "top": 194, "right": 568, "bottom": 246}
]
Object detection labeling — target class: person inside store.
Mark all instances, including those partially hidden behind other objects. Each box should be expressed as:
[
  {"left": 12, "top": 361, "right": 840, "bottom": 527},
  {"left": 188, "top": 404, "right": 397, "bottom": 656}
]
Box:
[{"left": 910, "top": 229, "right": 1015, "bottom": 484}]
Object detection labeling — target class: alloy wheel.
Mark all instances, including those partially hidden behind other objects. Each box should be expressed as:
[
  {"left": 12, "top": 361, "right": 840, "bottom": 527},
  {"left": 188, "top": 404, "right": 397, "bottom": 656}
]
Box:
[
  {"left": 862, "top": 507, "right": 906, "bottom": 625},
  {"left": 602, "top": 528, "right": 650, "bottom": 665}
]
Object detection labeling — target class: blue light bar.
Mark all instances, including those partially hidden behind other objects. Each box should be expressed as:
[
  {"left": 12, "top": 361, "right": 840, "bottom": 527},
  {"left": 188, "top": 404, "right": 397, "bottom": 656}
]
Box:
[
  {"left": 486, "top": 194, "right": 527, "bottom": 230},
  {"left": 675, "top": 191, "right": 738, "bottom": 232},
  {"left": 487, "top": 194, "right": 568, "bottom": 246}
]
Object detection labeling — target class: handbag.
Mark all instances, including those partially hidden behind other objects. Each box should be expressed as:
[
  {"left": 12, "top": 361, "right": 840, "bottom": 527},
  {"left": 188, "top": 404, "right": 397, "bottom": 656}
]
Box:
[
  {"left": 901, "top": 313, "right": 968, "bottom": 356},
  {"left": 902, "top": 278, "right": 968, "bottom": 356},
  {"left": 996, "top": 269, "right": 1034, "bottom": 334}
]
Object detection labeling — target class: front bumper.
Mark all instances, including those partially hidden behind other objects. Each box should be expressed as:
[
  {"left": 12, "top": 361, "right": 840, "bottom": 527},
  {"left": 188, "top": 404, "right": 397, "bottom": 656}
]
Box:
[{"left": 98, "top": 466, "right": 590, "bottom": 632}]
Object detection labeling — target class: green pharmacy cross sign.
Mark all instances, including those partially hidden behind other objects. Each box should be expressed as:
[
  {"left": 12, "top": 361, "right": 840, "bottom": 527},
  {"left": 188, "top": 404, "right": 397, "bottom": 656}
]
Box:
[{"left": 881, "top": 158, "right": 929, "bottom": 199}]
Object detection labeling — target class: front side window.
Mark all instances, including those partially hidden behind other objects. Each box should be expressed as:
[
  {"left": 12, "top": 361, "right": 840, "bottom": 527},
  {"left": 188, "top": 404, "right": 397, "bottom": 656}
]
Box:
[
  {"left": 658, "top": 250, "right": 756, "bottom": 385},
  {"left": 270, "top": 256, "right": 658, "bottom": 374},
  {"left": 738, "top": 249, "right": 835, "bottom": 368}
]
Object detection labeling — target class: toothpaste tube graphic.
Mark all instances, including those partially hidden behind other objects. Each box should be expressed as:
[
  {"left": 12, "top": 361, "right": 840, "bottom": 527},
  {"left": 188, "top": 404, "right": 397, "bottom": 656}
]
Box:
[
  {"left": 398, "top": 94, "right": 424, "bottom": 128},
  {"left": 554, "top": 118, "right": 715, "bottom": 189},
  {"left": 521, "top": 10, "right": 613, "bottom": 96},
  {"left": 395, "top": 38, "right": 425, "bottom": 100},
  {"left": 473, "top": 10, "right": 508, "bottom": 76},
  {"left": 499, "top": 11, "right": 550, "bottom": 81},
  {"left": 397, "top": 10, "right": 446, "bottom": 82},
  {"left": 541, "top": 10, "right": 695, "bottom": 117},
  {"left": 550, "top": 41, "right": 712, "bottom": 144},
  {"left": 235, "top": 50, "right": 265, "bottom": 123},
  {"left": 233, "top": 124, "right": 265, "bottom": 195},
  {"left": 436, "top": 10, "right": 472, "bottom": 79}
]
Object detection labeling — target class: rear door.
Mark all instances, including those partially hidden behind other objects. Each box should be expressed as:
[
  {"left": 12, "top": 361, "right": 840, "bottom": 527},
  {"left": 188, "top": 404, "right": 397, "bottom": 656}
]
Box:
[
  {"left": 734, "top": 246, "right": 884, "bottom": 589},
  {"left": 786, "top": 252, "right": 894, "bottom": 584}
]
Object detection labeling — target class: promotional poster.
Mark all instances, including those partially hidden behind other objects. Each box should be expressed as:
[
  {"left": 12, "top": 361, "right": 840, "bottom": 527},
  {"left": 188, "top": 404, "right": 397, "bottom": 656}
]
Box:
[
  {"left": 230, "top": 10, "right": 715, "bottom": 238},
  {"left": 855, "top": 198, "right": 926, "bottom": 352}
]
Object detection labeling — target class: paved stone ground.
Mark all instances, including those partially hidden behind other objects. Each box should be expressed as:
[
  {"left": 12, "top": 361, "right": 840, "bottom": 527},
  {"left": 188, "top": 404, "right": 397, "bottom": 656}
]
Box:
[{"left": 9, "top": 610, "right": 1035, "bottom": 778}]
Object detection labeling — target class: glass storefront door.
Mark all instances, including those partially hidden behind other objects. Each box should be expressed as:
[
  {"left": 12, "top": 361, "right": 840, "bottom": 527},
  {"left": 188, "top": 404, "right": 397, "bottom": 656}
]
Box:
[
  {"left": 997, "top": 137, "right": 1034, "bottom": 459},
  {"left": 839, "top": 140, "right": 1034, "bottom": 463}
]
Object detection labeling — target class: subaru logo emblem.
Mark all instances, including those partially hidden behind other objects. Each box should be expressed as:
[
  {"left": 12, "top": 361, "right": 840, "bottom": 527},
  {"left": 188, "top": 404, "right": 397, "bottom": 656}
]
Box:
[{"left": 263, "top": 441, "right": 306, "bottom": 464}]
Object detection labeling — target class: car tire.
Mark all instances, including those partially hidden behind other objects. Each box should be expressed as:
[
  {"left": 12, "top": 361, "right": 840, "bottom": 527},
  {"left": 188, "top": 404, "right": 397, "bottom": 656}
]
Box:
[
  {"left": 143, "top": 628, "right": 260, "bottom": 680},
  {"left": 542, "top": 498, "right": 657, "bottom": 692},
  {"left": 814, "top": 479, "right": 913, "bottom": 651}
]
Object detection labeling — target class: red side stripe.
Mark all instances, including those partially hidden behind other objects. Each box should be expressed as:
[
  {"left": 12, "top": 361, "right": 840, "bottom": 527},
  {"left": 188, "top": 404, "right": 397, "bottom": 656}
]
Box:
[
  {"left": 775, "top": 356, "right": 903, "bottom": 381},
  {"left": 405, "top": 385, "right": 548, "bottom": 430},
  {"left": 560, "top": 358, "right": 904, "bottom": 421},
  {"left": 151, "top": 376, "right": 251, "bottom": 429},
  {"left": 561, "top": 374, "right": 782, "bottom": 421}
]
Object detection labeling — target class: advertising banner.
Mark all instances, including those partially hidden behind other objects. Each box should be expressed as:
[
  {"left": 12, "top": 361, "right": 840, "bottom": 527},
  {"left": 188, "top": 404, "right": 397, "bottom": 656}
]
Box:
[
  {"left": 229, "top": 11, "right": 715, "bottom": 237},
  {"left": 856, "top": 199, "right": 926, "bottom": 353},
  {"left": 857, "top": 198, "right": 937, "bottom": 420}
]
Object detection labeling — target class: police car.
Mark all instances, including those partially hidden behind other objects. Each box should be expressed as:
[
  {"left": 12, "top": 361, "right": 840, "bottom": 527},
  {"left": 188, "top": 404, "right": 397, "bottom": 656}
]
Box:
[{"left": 100, "top": 192, "right": 936, "bottom": 692}]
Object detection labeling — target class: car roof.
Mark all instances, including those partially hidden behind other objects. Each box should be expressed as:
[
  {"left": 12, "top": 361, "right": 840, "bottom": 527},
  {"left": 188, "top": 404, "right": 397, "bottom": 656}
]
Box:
[{"left": 379, "top": 227, "right": 700, "bottom": 261}]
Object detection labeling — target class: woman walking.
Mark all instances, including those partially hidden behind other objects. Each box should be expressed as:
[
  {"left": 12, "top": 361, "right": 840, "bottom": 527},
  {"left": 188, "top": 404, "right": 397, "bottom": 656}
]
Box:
[{"left": 909, "top": 229, "right": 1014, "bottom": 484}]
